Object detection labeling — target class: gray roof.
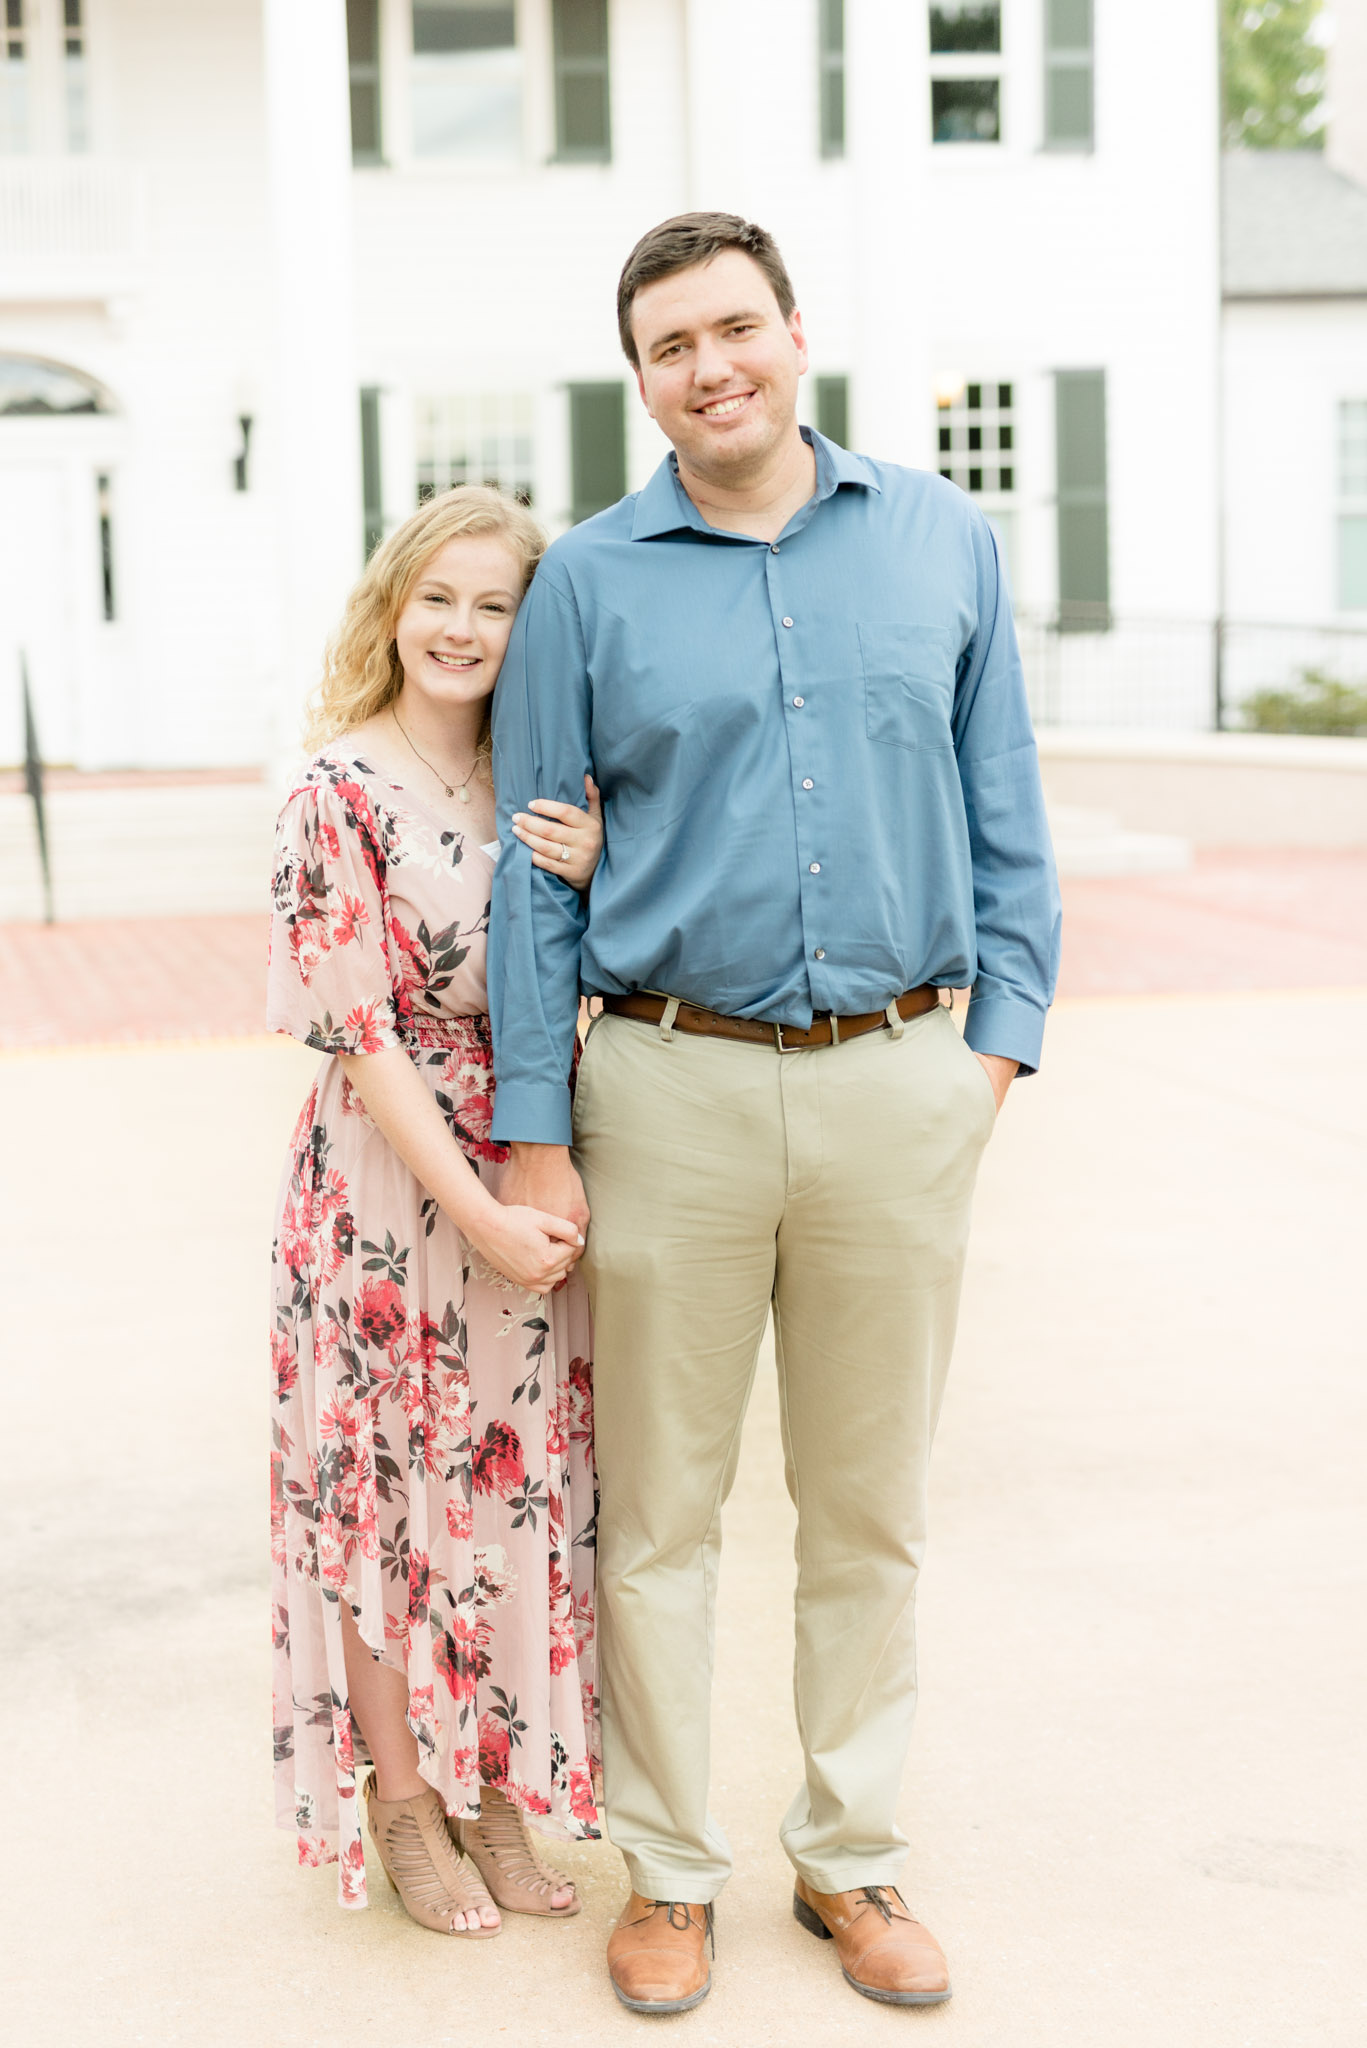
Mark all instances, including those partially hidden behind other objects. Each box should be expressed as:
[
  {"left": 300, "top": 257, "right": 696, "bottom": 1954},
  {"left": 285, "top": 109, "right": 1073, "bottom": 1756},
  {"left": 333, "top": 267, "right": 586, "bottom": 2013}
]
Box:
[{"left": 1223, "top": 150, "right": 1367, "bottom": 296}]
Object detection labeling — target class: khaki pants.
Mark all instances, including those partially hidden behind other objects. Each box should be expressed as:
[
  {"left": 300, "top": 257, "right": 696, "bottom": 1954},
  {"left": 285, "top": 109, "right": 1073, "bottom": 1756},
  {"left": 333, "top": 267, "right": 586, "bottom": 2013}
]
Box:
[{"left": 571, "top": 999, "right": 996, "bottom": 1901}]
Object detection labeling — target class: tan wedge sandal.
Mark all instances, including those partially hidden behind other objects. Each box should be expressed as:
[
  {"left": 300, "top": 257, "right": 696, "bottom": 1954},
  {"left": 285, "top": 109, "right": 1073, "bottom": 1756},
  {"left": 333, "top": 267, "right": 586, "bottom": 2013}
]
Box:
[
  {"left": 363, "top": 1775, "right": 500, "bottom": 1937},
  {"left": 456, "top": 1784, "right": 582, "bottom": 1917}
]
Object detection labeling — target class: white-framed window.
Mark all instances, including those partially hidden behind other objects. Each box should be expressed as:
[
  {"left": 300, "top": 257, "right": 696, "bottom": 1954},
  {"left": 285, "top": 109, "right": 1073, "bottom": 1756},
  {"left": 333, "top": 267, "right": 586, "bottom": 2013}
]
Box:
[
  {"left": 929, "top": 3, "right": 1003, "bottom": 144},
  {"left": 416, "top": 393, "right": 535, "bottom": 505},
  {"left": 0, "top": 0, "right": 88, "bottom": 153},
  {"left": 1, "top": 0, "right": 29, "bottom": 152},
  {"left": 1339, "top": 399, "right": 1367, "bottom": 611},
  {"left": 411, "top": 0, "right": 522, "bottom": 160},
  {"left": 936, "top": 375, "right": 1018, "bottom": 580}
]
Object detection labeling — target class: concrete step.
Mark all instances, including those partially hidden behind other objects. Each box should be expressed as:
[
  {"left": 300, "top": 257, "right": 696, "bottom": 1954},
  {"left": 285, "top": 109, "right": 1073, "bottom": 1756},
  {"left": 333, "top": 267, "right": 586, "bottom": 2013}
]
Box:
[
  {"left": 1048, "top": 802, "right": 1191, "bottom": 878},
  {"left": 0, "top": 783, "right": 281, "bottom": 921}
]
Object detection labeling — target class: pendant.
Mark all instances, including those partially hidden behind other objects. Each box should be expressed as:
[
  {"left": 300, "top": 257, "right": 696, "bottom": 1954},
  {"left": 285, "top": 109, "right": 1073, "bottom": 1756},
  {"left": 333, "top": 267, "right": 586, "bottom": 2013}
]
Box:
[{"left": 458, "top": 785, "right": 470, "bottom": 803}]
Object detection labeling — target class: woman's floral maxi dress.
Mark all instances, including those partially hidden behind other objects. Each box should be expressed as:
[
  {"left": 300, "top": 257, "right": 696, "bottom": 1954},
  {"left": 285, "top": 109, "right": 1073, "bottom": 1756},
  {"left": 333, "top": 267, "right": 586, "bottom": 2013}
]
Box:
[{"left": 267, "top": 752, "right": 599, "bottom": 1909}]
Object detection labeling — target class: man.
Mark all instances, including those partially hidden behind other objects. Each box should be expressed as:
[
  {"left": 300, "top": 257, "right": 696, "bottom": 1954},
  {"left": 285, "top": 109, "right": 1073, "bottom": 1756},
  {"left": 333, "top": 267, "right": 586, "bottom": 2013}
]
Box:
[{"left": 489, "top": 213, "right": 1059, "bottom": 2014}]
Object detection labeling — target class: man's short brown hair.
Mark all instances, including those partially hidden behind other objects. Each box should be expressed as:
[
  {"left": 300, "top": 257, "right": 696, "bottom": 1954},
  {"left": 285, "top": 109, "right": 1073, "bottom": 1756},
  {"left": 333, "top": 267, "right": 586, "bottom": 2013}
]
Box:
[{"left": 616, "top": 212, "right": 797, "bottom": 369}]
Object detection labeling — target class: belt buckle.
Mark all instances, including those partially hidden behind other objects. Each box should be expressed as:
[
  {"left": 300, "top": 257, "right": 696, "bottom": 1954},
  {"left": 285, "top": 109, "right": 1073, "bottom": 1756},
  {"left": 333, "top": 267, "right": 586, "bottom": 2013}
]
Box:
[{"left": 774, "top": 1014, "right": 838, "bottom": 1052}]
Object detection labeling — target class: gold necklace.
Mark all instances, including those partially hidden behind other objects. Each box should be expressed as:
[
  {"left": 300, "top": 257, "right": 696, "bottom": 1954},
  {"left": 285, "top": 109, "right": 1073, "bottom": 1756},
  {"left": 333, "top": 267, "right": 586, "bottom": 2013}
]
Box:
[{"left": 391, "top": 706, "right": 481, "bottom": 803}]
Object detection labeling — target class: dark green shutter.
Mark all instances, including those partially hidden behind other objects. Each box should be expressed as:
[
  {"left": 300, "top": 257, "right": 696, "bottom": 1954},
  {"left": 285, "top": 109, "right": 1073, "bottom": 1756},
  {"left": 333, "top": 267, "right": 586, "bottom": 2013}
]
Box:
[
  {"left": 814, "top": 375, "right": 849, "bottom": 449},
  {"left": 1045, "top": 0, "right": 1093, "bottom": 149},
  {"left": 360, "top": 387, "right": 383, "bottom": 558},
  {"left": 569, "top": 383, "right": 626, "bottom": 524},
  {"left": 1055, "top": 369, "right": 1109, "bottom": 626},
  {"left": 553, "top": 0, "right": 611, "bottom": 162},
  {"left": 819, "top": 0, "right": 845, "bottom": 157},
  {"left": 346, "top": 0, "right": 383, "bottom": 164}
]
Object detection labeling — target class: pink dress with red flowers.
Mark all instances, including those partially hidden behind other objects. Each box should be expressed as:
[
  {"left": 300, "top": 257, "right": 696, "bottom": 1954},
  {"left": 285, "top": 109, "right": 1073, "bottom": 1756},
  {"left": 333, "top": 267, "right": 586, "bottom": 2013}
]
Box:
[{"left": 267, "top": 752, "right": 599, "bottom": 1910}]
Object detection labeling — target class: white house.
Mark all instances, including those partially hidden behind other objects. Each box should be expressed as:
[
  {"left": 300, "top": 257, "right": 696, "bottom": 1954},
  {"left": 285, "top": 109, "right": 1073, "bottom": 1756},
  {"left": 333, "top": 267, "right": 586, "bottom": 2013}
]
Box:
[{"left": 0, "top": 0, "right": 1255, "bottom": 772}]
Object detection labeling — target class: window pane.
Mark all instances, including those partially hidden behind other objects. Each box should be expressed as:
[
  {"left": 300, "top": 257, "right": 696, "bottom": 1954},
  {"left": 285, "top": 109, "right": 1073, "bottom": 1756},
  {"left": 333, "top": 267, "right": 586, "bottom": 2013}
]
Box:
[
  {"left": 1339, "top": 400, "right": 1367, "bottom": 496},
  {"left": 417, "top": 393, "right": 535, "bottom": 505},
  {"left": 1, "top": 0, "right": 26, "bottom": 154},
  {"left": 1046, "top": 62, "right": 1092, "bottom": 145},
  {"left": 553, "top": 0, "right": 607, "bottom": 61},
  {"left": 932, "top": 78, "right": 999, "bottom": 142},
  {"left": 929, "top": 4, "right": 1000, "bottom": 54},
  {"left": 1046, "top": 0, "right": 1091, "bottom": 51},
  {"left": 413, "top": 1, "right": 515, "bottom": 55},
  {"left": 0, "top": 355, "right": 110, "bottom": 413},
  {"left": 1339, "top": 516, "right": 1367, "bottom": 609},
  {"left": 412, "top": 47, "right": 521, "bottom": 156}
]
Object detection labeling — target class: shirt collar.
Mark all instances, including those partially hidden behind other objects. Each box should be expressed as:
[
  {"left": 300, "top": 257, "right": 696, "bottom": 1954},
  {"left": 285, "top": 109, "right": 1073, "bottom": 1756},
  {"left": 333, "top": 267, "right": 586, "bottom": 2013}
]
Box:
[{"left": 629, "top": 426, "right": 881, "bottom": 541}]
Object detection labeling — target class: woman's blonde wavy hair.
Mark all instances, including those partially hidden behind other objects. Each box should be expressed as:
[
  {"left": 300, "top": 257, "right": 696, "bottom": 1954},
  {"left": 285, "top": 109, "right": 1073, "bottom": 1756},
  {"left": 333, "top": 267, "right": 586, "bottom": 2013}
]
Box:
[{"left": 304, "top": 485, "right": 546, "bottom": 754}]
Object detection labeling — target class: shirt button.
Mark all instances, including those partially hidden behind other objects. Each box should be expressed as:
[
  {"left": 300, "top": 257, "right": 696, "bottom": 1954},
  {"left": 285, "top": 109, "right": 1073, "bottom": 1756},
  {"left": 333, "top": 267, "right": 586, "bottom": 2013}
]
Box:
[
  {"left": 771, "top": 544, "right": 780, "bottom": 554},
  {"left": 781, "top": 616, "right": 794, "bottom": 628},
  {"left": 792, "top": 695, "right": 804, "bottom": 708},
  {"left": 809, "top": 862, "right": 821, "bottom": 874},
  {"left": 801, "top": 778, "right": 814, "bottom": 790},
  {"left": 814, "top": 947, "right": 826, "bottom": 960}
]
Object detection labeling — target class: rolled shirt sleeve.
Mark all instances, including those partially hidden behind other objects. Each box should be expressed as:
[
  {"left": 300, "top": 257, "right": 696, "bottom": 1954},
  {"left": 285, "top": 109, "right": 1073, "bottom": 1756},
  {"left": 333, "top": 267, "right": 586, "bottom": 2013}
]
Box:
[
  {"left": 953, "top": 513, "right": 1062, "bottom": 1075},
  {"left": 487, "top": 565, "right": 593, "bottom": 1145}
]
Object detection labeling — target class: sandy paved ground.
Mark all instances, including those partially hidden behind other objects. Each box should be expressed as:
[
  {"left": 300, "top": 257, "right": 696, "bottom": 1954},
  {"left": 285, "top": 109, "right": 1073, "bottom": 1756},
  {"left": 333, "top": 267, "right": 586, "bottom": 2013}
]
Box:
[{"left": 1, "top": 990, "right": 1364, "bottom": 2046}]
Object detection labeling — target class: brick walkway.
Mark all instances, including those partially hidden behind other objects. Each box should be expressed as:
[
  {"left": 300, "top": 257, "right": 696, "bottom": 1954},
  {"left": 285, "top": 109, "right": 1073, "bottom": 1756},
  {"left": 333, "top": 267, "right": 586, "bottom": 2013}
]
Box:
[{"left": 1, "top": 850, "right": 1364, "bottom": 1051}]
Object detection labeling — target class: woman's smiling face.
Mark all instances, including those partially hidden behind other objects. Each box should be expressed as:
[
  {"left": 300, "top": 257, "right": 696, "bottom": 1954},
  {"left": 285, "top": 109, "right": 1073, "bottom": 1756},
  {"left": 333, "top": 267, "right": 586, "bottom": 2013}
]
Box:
[{"left": 393, "top": 532, "right": 525, "bottom": 711}]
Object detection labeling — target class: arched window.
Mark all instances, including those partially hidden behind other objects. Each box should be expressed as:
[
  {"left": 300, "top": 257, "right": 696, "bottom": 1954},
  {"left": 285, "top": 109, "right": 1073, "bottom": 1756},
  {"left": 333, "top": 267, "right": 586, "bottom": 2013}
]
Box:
[{"left": 0, "top": 355, "right": 115, "bottom": 416}]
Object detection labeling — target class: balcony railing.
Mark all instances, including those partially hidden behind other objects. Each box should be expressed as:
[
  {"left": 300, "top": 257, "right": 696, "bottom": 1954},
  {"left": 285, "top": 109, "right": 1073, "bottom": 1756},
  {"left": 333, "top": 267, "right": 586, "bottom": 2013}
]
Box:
[{"left": 0, "top": 158, "right": 146, "bottom": 298}]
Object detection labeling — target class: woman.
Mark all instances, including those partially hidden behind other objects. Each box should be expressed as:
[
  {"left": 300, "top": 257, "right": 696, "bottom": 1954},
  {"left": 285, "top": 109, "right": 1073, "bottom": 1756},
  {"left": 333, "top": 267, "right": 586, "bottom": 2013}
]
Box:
[{"left": 268, "top": 486, "right": 603, "bottom": 1936}]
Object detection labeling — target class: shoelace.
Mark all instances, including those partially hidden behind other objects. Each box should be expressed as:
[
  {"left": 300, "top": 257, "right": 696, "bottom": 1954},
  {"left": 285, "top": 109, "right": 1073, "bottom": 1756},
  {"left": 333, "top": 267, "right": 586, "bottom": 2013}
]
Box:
[
  {"left": 650, "top": 1898, "right": 717, "bottom": 1956},
  {"left": 858, "top": 1884, "right": 910, "bottom": 1924}
]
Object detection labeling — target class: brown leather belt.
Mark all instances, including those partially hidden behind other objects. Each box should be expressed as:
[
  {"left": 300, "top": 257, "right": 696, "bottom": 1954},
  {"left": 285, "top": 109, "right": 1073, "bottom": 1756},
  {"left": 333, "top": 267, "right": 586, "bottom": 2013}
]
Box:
[{"left": 601, "top": 985, "right": 941, "bottom": 1052}]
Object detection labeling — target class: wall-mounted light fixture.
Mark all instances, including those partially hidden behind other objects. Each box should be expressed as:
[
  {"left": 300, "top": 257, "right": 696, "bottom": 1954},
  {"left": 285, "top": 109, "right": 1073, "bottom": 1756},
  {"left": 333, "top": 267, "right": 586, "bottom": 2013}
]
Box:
[
  {"left": 933, "top": 371, "right": 967, "bottom": 411},
  {"left": 233, "top": 414, "right": 253, "bottom": 491}
]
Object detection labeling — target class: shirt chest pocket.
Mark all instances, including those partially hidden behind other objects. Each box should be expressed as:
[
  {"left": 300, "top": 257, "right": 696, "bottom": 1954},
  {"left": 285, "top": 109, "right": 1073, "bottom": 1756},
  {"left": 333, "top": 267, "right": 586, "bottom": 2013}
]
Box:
[{"left": 859, "top": 623, "right": 957, "bottom": 753}]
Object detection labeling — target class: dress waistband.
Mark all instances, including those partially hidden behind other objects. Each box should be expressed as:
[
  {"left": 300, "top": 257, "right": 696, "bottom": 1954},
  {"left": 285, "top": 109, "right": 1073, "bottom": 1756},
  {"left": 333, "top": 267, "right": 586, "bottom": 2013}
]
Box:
[{"left": 405, "top": 1013, "right": 493, "bottom": 1052}]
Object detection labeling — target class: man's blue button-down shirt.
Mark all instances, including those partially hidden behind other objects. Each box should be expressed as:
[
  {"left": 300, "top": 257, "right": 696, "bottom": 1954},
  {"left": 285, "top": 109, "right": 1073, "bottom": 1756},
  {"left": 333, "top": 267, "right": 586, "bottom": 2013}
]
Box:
[{"left": 489, "top": 429, "right": 1060, "bottom": 1145}]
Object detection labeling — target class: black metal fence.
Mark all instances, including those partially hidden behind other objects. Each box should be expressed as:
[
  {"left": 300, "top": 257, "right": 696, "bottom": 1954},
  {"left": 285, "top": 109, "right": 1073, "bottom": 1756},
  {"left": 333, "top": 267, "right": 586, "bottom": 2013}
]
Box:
[{"left": 1015, "top": 610, "right": 1367, "bottom": 732}]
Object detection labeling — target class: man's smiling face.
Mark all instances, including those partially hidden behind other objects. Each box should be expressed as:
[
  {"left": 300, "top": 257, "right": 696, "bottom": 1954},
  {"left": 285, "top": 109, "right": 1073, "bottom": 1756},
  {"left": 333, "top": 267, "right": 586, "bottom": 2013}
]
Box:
[{"left": 631, "top": 247, "right": 809, "bottom": 488}]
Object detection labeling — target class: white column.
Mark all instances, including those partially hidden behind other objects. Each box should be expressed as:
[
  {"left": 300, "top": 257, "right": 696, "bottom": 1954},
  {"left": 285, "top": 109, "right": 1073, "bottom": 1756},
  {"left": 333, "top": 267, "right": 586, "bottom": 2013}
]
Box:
[
  {"left": 1327, "top": 0, "right": 1367, "bottom": 190},
  {"left": 262, "top": 0, "right": 363, "bottom": 773},
  {"left": 846, "top": 0, "right": 933, "bottom": 467}
]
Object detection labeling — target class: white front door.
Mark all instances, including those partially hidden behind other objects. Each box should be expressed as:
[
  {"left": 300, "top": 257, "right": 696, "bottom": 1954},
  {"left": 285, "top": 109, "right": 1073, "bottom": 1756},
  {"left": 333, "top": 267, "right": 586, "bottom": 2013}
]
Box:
[{"left": 0, "top": 458, "right": 78, "bottom": 765}]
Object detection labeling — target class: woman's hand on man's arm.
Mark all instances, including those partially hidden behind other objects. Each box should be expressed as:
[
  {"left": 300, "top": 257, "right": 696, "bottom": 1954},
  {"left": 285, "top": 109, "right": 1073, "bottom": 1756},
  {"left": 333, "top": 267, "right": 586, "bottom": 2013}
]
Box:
[{"left": 510, "top": 773, "right": 602, "bottom": 892}]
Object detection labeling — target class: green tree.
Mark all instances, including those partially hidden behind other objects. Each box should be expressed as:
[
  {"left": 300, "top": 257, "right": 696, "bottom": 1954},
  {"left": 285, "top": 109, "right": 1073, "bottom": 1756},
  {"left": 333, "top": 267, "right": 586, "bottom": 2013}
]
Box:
[{"left": 1222, "top": 0, "right": 1326, "bottom": 148}]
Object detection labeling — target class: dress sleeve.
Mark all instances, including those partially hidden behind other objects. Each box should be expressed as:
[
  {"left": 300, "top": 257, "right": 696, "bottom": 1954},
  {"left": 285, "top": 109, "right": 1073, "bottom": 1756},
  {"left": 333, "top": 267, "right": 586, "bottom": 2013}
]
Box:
[{"left": 266, "top": 779, "right": 404, "bottom": 1055}]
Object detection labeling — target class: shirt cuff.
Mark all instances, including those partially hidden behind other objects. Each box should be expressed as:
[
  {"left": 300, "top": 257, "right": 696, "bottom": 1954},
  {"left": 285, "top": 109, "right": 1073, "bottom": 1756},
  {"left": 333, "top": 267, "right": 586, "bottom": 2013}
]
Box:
[
  {"left": 962, "top": 992, "right": 1047, "bottom": 1076},
  {"left": 490, "top": 1077, "right": 575, "bottom": 1147}
]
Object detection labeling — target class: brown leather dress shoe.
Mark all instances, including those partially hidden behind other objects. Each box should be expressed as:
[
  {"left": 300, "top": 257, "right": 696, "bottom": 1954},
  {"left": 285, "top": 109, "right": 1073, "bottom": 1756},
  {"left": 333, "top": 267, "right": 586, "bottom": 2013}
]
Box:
[
  {"left": 607, "top": 1892, "right": 714, "bottom": 2014},
  {"left": 792, "top": 1879, "right": 951, "bottom": 2006}
]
